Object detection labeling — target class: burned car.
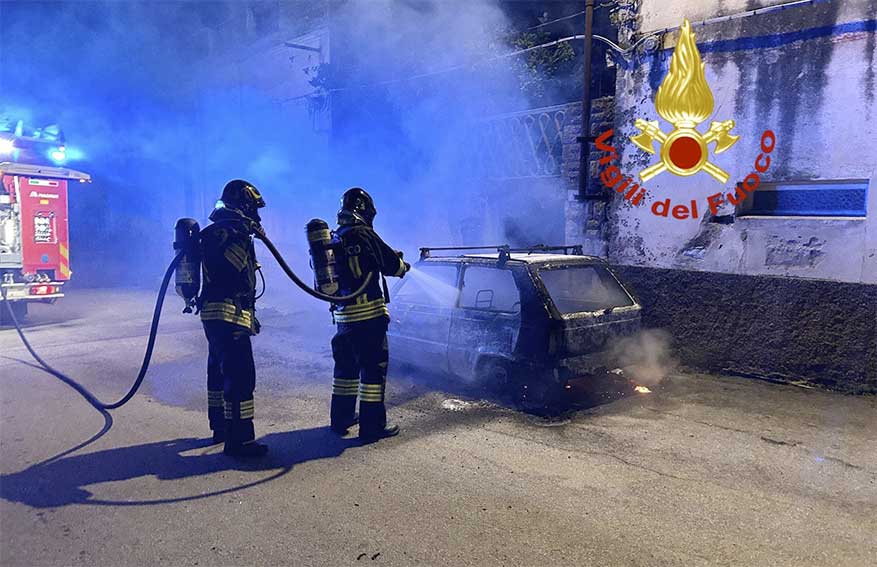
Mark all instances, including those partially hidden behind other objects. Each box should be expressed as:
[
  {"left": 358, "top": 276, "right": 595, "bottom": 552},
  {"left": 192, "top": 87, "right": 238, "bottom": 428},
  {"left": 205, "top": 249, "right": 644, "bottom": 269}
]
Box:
[{"left": 387, "top": 245, "right": 642, "bottom": 408}]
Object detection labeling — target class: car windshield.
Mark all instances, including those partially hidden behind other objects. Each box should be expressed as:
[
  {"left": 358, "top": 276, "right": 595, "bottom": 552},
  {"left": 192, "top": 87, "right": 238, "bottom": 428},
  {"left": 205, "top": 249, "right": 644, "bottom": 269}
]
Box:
[{"left": 539, "top": 265, "right": 634, "bottom": 314}]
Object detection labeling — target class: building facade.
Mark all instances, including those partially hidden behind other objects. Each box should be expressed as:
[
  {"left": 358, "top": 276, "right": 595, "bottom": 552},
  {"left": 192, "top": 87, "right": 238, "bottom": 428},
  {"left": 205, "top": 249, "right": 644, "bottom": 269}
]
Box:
[
  {"left": 179, "top": 0, "right": 876, "bottom": 392},
  {"left": 565, "top": 0, "right": 877, "bottom": 392}
]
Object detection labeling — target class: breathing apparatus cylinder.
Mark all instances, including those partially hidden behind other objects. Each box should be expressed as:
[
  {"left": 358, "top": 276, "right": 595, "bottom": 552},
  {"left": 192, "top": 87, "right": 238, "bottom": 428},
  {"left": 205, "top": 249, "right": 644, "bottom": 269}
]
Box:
[
  {"left": 174, "top": 218, "right": 201, "bottom": 313},
  {"left": 306, "top": 218, "right": 340, "bottom": 295}
]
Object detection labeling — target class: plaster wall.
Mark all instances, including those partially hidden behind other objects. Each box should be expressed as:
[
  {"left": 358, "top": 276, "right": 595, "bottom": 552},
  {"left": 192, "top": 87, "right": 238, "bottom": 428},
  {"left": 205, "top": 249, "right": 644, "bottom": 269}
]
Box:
[
  {"left": 607, "top": 0, "right": 877, "bottom": 283},
  {"left": 639, "top": 0, "right": 798, "bottom": 33}
]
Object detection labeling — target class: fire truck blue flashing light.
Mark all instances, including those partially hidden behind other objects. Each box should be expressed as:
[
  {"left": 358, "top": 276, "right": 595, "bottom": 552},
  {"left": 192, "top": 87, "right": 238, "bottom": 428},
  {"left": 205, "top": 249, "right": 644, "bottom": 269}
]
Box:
[{"left": 0, "top": 138, "right": 14, "bottom": 155}]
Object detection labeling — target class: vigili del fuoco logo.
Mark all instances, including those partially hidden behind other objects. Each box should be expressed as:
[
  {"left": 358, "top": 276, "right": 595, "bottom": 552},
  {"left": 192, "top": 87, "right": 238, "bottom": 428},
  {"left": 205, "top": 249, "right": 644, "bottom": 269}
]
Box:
[{"left": 596, "top": 19, "right": 777, "bottom": 220}]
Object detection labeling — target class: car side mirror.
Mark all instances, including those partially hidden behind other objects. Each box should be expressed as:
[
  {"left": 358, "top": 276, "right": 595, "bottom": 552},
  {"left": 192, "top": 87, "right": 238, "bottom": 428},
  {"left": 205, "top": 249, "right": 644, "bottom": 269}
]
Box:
[{"left": 475, "top": 289, "right": 494, "bottom": 309}]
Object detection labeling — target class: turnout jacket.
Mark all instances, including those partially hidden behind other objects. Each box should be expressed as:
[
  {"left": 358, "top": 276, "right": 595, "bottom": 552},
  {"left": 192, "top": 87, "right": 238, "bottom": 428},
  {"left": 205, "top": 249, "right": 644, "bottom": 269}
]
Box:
[
  {"left": 333, "top": 218, "right": 408, "bottom": 324},
  {"left": 199, "top": 208, "right": 260, "bottom": 334}
]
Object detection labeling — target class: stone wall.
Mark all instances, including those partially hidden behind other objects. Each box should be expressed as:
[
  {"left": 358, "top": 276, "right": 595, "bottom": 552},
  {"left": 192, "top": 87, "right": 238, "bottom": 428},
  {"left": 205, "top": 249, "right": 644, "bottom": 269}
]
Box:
[
  {"left": 614, "top": 265, "right": 877, "bottom": 394},
  {"left": 563, "top": 96, "right": 615, "bottom": 255}
]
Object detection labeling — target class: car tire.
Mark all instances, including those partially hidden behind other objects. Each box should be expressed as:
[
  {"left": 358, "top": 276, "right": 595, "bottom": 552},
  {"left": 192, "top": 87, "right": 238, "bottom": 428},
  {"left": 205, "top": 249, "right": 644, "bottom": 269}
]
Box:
[
  {"left": 520, "top": 372, "right": 571, "bottom": 416},
  {"left": 478, "top": 357, "right": 512, "bottom": 390},
  {"left": 479, "top": 357, "right": 528, "bottom": 404}
]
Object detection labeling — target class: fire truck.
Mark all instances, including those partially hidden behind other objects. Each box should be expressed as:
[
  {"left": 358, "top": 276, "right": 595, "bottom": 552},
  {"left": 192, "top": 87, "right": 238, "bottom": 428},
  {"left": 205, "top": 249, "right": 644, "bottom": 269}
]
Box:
[{"left": 0, "top": 120, "right": 90, "bottom": 323}]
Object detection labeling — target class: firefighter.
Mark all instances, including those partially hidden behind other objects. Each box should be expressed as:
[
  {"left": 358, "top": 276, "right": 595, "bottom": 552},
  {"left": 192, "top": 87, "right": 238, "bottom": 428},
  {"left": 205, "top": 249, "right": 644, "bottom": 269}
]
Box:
[
  {"left": 199, "top": 179, "right": 268, "bottom": 458},
  {"left": 331, "top": 187, "right": 410, "bottom": 442}
]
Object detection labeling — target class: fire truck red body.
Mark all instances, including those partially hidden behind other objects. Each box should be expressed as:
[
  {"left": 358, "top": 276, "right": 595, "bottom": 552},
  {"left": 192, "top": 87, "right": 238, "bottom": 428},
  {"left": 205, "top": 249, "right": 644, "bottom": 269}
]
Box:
[{"left": 1, "top": 162, "right": 91, "bottom": 320}]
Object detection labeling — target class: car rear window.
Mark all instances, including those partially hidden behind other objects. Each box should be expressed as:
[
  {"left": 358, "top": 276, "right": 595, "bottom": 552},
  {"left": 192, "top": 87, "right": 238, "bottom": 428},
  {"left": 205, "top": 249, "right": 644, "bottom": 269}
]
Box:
[
  {"left": 539, "top": 265, "right": 633, "bottom": 314},
  {"left": 394, "top": 264, "right": 459, "bottom": 307}
]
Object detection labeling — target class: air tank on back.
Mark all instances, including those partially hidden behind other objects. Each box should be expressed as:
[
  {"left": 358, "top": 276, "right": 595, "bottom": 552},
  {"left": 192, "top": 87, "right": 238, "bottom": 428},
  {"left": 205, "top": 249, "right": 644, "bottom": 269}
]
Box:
[
  {"left": 173, "top": 218, "right": 201, "bottom": 313},
  {"left": 306, "top": 218, "right": 340, "bottom": 295}
]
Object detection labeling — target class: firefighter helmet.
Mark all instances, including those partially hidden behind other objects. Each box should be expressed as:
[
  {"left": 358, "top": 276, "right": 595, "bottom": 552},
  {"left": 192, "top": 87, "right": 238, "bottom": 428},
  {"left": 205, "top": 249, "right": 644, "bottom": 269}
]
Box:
[
  {"left": 339, "top": 187, "right": 376, "bottom": 226},
  {"left": 220, "top": 179, "right": 265, "bottom": 222}
]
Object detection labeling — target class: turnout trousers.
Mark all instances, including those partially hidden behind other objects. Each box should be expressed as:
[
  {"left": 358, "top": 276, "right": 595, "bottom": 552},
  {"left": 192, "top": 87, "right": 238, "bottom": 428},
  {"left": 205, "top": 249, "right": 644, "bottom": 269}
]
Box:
[
  {"left": 203, "top": 320, "right": 256, "bottom": 444},
  {"left": 330, "top": 316, "right": 389, "bottom": 436}
]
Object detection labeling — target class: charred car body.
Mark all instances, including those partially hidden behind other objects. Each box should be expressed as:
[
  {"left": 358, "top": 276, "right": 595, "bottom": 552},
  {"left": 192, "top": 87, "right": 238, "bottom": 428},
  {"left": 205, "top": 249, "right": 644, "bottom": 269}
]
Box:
[{"left": 388, "top": 245, "right": 642, "bottom": 409}]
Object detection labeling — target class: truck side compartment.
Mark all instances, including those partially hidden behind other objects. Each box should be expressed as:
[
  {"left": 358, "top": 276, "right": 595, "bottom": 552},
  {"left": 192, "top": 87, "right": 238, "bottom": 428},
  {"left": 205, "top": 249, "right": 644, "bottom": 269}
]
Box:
[{"left": 0, "top": 163, "right": 90, "bottom": 309}]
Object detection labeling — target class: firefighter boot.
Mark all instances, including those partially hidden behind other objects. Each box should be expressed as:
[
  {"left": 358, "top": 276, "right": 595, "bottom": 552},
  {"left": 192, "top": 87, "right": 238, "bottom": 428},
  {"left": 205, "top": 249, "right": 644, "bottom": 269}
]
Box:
[
  {"left": 223, "top": 399, "right": 267, "bottom": 458},
  {"left": 330, "top": 414, "right": 359, "bottom": 436},
  {"left": 359, "top": 423, "right": 400, "bottom": 444}
]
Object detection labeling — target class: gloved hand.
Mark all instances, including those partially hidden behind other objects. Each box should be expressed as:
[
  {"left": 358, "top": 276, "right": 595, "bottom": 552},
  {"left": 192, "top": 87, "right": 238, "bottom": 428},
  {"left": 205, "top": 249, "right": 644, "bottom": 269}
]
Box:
[{"left": 402, "top": 261, "right": 411, "bottom": 275}]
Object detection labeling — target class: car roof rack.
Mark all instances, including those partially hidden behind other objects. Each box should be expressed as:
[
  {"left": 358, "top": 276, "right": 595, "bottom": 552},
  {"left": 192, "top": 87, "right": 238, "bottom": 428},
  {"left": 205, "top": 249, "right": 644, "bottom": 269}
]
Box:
[{"left": 419, "top": 244, "right": 584, "bottom": 262}]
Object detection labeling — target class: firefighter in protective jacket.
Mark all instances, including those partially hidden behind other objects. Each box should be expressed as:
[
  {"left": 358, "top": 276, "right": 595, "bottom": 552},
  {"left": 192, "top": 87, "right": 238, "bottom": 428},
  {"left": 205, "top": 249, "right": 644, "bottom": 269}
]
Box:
[
  {"left": 199, "top": 179, "right": 268, "bottom": 458},
  {"left": 331, "top": 187, "right": 410, "bottom": 441}
]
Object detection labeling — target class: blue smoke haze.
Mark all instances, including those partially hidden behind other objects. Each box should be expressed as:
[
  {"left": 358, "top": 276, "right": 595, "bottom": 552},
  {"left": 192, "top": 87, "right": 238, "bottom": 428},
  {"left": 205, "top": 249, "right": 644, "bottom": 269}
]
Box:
[{"left": 1, "top": 1, "right": 579, "bottom": 300}]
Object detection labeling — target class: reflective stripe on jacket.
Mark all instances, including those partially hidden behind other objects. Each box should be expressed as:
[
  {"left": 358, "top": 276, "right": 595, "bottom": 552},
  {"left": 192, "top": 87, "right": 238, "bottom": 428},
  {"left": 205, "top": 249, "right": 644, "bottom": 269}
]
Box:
[
  {"left": 200, "top": 300, "right": 255, "bottom": 331},
  {"left": 199, "top": 209, "right": 259, "bottom": 333},
  {"left": 333, "top": 220, "right": 408, "bottom": 324},
  {"left": 333, "top": 297, "right": 389, "bottom": 323}
]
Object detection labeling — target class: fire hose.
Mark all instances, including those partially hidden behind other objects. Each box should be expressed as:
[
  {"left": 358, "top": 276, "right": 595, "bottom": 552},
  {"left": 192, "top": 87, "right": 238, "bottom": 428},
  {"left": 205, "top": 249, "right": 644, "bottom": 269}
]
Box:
[
  {"left": 256, "top": 231, "right": 374, "bottom": 304},
  {"left": 1, "top": 230, "right": 371, "bottom": 414},
  {"left": 1, "top": 251, "right": 183, "bottom": 412}
]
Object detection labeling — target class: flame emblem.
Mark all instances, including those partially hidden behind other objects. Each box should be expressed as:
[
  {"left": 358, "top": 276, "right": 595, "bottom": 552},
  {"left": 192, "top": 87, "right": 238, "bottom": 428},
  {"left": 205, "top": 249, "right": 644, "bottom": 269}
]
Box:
[{"left": 630, "top": 20, "right": 739, "bottom": 183}]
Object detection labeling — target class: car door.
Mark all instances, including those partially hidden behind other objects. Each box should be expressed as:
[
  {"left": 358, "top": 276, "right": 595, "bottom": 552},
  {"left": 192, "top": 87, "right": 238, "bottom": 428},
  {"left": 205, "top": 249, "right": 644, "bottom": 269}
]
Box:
[
  {"left": 448, "top": 263, "right": 522, "bottom": 379},
  {"left": 388, "top": 262, "right": 460, "bottom": 373}
]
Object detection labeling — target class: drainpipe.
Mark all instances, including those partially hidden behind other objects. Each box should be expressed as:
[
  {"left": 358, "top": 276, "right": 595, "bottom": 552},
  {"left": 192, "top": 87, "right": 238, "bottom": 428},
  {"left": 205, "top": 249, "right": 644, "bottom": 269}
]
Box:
[{"left": 577, "top": 0, "right": 600, "bottom": 201}]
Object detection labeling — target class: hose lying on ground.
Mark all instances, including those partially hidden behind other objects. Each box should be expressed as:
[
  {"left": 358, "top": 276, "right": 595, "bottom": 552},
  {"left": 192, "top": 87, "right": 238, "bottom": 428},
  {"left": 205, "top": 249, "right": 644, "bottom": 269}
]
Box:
[{"left": 0, "top": 252, "right": 182, "bottom": 412}]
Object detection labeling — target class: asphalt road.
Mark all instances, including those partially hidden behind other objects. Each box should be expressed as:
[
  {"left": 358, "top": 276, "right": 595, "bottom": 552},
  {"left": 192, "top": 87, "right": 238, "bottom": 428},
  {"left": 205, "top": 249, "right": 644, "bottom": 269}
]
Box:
[{"left": 1, "top": 289, "right": 875, "bottom": 567}]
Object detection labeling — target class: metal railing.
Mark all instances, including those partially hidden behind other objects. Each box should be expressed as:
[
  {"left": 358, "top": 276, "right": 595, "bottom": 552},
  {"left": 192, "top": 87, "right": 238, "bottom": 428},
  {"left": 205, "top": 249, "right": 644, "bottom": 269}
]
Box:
[{"left": 471, "top": 103, "right": 575, "bottom": 180}]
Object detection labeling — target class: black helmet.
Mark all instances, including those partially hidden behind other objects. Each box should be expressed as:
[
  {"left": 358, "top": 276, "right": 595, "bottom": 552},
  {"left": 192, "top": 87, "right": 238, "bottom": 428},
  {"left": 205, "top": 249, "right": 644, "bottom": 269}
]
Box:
[
  {"left": 219, "top": 179, "right": 265, "bottom": 222},
  {"left": 339, "top": 187, "right": 377, "bottom": 226}
]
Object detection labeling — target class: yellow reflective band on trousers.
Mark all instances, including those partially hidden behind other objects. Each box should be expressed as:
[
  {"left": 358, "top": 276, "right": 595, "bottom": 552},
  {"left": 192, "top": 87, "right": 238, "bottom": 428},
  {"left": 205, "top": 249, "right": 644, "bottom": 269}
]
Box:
[
  {"left": 333, "top": 298, "right": 388, "bottom": 323},
  {"left": 224, "top": 399, "right": 255, "bottom": 420},
  {"left": 332, "top": 378, "right": 359, "bottom": 397},
  {"left": 359, "top": 383, "right": 384, "bottom": 403},
  {"left": 200, "top": 301, "right": 254, "bottom": 330},
  {"left": 207, "top": 390, "right": 224, "bottom": 408}
]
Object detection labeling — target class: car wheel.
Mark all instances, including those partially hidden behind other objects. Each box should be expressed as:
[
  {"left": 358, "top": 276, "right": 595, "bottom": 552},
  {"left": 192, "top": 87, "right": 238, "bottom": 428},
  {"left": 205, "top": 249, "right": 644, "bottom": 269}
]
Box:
[
  {"left": 479, "top": 358, "right": 512, "bottom": 390},
  {"left": 520, "top": 372, "right": 570, "bottom": 416}
]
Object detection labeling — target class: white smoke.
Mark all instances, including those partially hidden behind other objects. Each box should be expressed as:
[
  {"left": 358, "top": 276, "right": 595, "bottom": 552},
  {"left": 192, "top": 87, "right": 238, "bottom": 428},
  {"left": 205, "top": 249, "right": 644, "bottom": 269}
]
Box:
[{"left": 608, "top": 329, "right": 677, "bottom": 386}]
